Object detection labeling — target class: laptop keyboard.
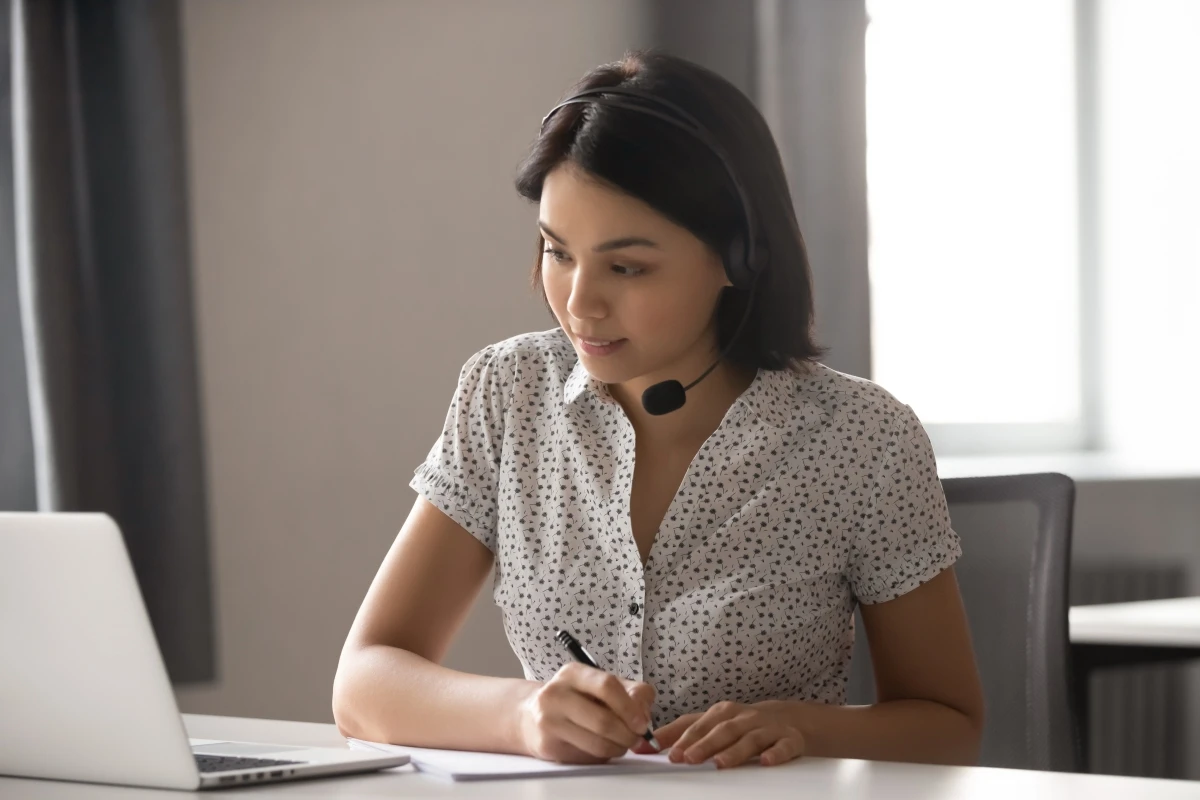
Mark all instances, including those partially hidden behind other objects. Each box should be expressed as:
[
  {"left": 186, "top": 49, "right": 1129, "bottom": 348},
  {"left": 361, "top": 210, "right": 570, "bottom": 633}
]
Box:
[{"left": 195, "top": 754, "right": 305, "bottom": 774}]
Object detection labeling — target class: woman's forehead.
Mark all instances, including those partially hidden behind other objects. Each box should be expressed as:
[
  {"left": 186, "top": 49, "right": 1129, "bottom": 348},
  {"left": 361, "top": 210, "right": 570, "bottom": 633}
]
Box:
[{"left": 539, "top": 164, "right": 693, "bottom": 248}]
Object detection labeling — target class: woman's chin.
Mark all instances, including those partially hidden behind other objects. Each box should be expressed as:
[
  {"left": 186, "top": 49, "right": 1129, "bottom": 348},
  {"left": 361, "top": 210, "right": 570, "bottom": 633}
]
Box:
[
  {"left": 575, "top": 354, "right": 643, "bottom": 387},
  {"left": 577, "top": 358, "right": 627, "bottom": 384},
  {"left": 575, "top": 346, "right": 687, "bottom": 394}
]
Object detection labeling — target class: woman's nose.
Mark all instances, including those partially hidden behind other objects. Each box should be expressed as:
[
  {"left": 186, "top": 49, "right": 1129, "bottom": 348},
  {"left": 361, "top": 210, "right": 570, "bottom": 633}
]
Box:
[{"left": 565, "top": 268, "right": 608, "bottom": 320}]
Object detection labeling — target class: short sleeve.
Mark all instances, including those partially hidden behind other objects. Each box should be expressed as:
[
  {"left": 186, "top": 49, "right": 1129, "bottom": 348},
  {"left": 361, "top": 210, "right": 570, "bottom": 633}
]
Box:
[
  {"left": 849, "top": 403, "right": 961, "bottom": 605},
  {"left": 409, "top": 345, "right": 511, "bottom": 552}
]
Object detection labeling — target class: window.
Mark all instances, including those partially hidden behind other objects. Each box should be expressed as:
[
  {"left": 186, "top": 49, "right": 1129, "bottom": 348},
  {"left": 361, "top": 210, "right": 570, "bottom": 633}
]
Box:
[
  {"left": 866, "top": 0, "right": 1084, "bottom": 455},
  {"left": 868, "top": 0, "right": 1200, "bottom": 459},
  {"left": 1094, "top": 0, "right": 1200, "bottom": 455}
]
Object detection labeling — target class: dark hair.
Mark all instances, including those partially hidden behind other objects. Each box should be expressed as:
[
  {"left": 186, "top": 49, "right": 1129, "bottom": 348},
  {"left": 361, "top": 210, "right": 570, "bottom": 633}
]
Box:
[{"left": 515, "top": 50, "right": 825, "bottom": 371}]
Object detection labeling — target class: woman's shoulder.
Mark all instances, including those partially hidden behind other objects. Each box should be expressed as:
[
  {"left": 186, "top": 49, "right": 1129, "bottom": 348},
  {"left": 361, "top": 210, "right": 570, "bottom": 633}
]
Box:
[
  {"left": 771, "top": 361, "right": 922, "bottom": 435},
  {"left": 456, "top": 328, "right": 577, "bottom": 397},
  {"left": 484, "top": 327, "right": 574, "bottom": 360}
]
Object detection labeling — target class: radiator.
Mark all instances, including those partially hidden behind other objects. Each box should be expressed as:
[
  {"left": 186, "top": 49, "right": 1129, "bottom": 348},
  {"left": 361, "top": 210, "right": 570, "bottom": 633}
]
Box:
[{"left": 1072, "top": 562, "right": 1189, "bottom": 779}]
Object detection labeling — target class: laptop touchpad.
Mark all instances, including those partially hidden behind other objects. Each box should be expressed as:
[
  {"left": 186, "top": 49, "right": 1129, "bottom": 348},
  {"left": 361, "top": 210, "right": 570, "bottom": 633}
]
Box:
[{"left": 192, "top": 742, "right": 310, "bottom": 756}]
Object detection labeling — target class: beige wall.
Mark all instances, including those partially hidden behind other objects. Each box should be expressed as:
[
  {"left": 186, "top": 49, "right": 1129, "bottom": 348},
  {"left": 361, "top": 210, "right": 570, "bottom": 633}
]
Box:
[{"left": 176, "top": 0, "right": 649, "bottom": 722}]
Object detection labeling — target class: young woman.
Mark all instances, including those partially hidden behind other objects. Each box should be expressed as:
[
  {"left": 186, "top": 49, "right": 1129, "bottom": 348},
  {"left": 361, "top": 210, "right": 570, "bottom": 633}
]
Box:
[{"left": 333, "top": 51, "right": 983, "bottom": 770}]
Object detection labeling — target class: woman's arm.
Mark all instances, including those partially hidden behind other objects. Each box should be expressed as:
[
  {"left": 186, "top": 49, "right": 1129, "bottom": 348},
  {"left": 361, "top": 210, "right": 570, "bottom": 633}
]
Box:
[
  {"left": 778, "top": 567, "right": 984, "bottom": 764},
  {"left": 651, "top": 567, "right": 984, "bottom": 767},
  {"left": 331, "top": 497, "right": 533, "bottom": 752},
  {"left": 332, "top": 497, "right": 656, "bottom": 760}
]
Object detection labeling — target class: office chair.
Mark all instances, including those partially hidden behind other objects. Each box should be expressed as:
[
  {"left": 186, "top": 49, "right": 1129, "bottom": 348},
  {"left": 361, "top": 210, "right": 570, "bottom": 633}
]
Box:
[{"left": 846, "top": 473, "right": 1081, "bottom": 772}]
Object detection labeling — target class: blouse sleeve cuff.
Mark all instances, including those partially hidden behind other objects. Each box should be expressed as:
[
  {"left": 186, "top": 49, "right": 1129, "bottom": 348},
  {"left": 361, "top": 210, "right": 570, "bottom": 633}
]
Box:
[
  {"left": 409, "top": 463, "right": 498, "bottom": 552},
  {"left": 855, "top": 533, "right": 963, "bottom": 605}
]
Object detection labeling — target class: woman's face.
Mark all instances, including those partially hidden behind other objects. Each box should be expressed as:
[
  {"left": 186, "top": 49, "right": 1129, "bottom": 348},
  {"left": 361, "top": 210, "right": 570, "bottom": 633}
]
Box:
[{"left": 539, "top": 162, "right": 731, "bottom": 394}]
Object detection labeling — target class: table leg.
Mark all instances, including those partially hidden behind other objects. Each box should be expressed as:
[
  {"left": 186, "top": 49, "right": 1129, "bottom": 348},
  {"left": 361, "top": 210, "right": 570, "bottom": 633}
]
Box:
[
  {"left": 1069, "top": 643, "right": 1200, "bottom": 775},
  {"left": 1070, "top": 650, "right": 1092, "bottom": 772}
]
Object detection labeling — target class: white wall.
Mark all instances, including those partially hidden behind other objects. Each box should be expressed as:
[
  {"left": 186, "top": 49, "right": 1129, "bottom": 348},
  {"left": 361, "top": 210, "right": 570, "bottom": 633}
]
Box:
[{"left": 176, "top": 0, "right": 649, "bottom": 722}]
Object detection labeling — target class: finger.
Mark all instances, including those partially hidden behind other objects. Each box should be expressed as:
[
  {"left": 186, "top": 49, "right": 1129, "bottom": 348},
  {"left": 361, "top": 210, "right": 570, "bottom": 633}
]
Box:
[
  {"left": 759, "top": 734, "right": 805, "bottom": 767},
  {"left": 652, "top": 713, "right": 700, "bottom": 749},
  {"left": 669, "top": 704, "right": 740, "bottom": 762},
  {"left": 709, "top": 728, "right": 778, "bottom": 769},
  {"left": 623, "top": 681, "right": 658, "bottom": 745},
  {"left": 560, "top": 688, "right": 643, "bottom": 750},
  {"left": 623, "top": 680, "right": 657, "bottom": 715},
  {"left": 564, "top": 666, "right": 651, "bottom": 734},
  {"left": 553, "top": 717, "right": 631, "bottom": 762},
  {"left": 630, "top": 738, "right": 657, "bottom": 755},
  {"left": 542, "top": 739, "right": 610, "bottom": 766},
  {"left": 681, "top": 716, "right": 757, "bottom": 764}
]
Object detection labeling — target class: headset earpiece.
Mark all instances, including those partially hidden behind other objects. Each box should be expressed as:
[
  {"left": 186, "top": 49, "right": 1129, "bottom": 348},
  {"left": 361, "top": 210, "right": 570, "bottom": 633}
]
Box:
[{"left": 723, "top": 233, "right": 749, "bottom": 290}]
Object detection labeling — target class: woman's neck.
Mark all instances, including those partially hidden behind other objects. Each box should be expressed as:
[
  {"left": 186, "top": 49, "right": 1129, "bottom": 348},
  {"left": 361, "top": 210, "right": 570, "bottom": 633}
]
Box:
[{"left": 611, "top": 359, "right": 757, "bottom": 445}]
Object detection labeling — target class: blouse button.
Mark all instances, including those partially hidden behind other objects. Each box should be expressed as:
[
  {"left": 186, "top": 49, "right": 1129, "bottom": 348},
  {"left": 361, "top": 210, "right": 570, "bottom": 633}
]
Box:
[{"left": 629, "top": 602, "right": 641, "bottom": 615}]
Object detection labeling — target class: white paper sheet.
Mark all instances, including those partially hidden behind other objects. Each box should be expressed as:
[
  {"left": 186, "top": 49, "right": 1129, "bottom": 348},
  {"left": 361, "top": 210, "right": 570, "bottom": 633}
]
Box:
[{"left": 347, "top": 737, "right": 716, "bottom": 781}]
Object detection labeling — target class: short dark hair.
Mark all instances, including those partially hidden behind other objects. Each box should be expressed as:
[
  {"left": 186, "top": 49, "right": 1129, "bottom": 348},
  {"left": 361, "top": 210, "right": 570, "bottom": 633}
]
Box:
[{"left": 515, "top": 50, "right": 825, "bottom": 371}]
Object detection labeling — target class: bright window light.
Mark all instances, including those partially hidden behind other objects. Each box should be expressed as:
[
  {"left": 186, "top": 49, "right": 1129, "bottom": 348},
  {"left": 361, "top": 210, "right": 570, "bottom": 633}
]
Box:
[
  {"left": 866, "top": 0, "right": 1082, "bottom": 428},
  {"left": 1097, "top": 0, "right": 1200, "bottom": 455}
]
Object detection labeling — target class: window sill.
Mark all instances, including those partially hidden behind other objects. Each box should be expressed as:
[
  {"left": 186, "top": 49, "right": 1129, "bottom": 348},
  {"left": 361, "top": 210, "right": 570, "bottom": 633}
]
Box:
[{"left": 936, "top": 451, "right": 1200, "bottom": 483}]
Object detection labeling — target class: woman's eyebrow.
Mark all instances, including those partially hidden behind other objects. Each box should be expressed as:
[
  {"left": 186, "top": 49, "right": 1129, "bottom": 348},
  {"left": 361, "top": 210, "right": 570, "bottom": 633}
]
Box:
[{"left": 539, "top": 222, "right": 660, "bottom": 252}]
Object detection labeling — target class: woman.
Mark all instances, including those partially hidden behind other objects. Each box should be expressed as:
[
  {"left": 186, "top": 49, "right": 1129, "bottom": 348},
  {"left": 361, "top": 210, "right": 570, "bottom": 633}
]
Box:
[{"left": 332, "top": 51, "right": 983, "bottom": 770}]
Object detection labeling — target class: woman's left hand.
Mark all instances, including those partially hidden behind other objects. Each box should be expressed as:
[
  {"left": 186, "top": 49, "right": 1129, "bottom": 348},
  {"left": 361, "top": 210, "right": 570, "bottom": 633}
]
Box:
[{"left": 632, "top": 700, "right": 805, "bottom": 769}]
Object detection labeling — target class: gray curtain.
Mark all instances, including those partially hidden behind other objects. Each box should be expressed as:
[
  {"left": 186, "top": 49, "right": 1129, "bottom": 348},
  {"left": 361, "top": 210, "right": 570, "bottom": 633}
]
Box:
[
  {"left": 3, "top": 0, "right": 214, "bottom": 683},
  {"left": 650, "top": 0, "right": 871, "bottom": 379},
  {"left": 0, "top": 0, "right": 34, "bottom": 511}
]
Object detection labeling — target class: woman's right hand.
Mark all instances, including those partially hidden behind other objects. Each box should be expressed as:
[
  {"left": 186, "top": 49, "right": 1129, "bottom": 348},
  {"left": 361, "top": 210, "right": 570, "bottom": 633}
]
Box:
[{"left": 515, "top": 662, "right": 656, "bottom": 764}]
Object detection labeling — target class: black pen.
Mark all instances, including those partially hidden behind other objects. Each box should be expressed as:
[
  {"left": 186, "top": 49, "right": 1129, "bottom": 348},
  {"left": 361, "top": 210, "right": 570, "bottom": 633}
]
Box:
[{"left": 555, "top": 629, "right": 661, "bottom": 752}]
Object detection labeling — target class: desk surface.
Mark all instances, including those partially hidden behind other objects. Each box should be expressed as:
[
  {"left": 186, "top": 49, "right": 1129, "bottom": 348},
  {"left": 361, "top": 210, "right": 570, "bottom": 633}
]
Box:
[
  {"left": 2, "top": 715, "right": 1199, "bottom": 799},
  {"left": 1070, "top": 597, "right": 1200, "bottom": 647}
]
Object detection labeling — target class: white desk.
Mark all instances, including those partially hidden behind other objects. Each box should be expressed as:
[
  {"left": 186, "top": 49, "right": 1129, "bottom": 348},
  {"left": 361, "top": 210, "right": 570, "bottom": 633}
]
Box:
[
  {"left": 1069, "top": 596, "right": 1200, "bottom": 774},
  {"left": 1071, "top": 597, "right": 1200, "bottom": 647},
  {"left": 2, "top": 715, "right": 1198, "bottom": 799}
]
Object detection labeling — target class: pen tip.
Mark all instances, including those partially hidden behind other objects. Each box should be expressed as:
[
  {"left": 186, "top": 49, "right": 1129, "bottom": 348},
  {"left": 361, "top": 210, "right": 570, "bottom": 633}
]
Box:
[{"left": 647, "top": 735, "right": 662, "bottom": 752}]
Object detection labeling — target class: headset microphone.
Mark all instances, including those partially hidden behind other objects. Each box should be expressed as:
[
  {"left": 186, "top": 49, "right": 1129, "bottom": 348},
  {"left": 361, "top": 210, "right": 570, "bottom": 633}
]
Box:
[{"left": 639, "top": 284, "right": 758, "bottom": 415}]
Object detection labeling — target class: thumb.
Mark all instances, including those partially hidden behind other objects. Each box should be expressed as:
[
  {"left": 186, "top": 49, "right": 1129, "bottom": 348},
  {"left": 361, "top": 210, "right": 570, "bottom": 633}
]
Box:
[{"left": 623, "top": 680, "right": 656, "bottom": 714}]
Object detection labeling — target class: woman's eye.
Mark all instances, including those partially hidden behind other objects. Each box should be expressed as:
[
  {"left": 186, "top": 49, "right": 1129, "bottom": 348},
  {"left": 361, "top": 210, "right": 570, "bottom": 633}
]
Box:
[
  {"left": 543, "top": 248, "right": 571, "bottom": 264},
  {"left": 612, "top": 264, "right": 643, "bottom": 276}
]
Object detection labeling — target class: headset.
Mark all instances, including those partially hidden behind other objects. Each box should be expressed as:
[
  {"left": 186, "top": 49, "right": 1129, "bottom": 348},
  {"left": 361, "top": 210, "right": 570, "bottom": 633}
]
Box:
[{"left": 540, "top": 86, "right": 768, "bottom": 415}]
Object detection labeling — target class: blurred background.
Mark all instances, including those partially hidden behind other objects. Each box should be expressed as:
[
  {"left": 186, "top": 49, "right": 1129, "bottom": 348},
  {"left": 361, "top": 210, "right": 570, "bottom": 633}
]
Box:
[{"left": 2, "top": 0, "right": 1197, "bottom": 781}]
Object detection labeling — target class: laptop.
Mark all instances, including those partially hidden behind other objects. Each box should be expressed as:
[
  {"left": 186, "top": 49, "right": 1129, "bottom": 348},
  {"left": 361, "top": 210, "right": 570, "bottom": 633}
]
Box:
[{"left": 0, "top": 512, "right": 409, "bottom": 790}]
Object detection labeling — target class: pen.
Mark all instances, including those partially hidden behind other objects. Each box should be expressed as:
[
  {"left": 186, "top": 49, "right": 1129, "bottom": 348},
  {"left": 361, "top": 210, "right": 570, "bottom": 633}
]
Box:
[{"left": 555, "top": 629, "right": 661, "bottom": 752}]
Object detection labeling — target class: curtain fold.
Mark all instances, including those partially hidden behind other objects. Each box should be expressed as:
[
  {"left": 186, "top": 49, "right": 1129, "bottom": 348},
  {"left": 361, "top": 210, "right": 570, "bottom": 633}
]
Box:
[
  {"left": 649, "top": 0, "right": 872, "bottom": 378},
  {"left": 1, "top": 0, "right": 36, "bottom": 512},
  {"left": 7, "top": 0, "right": 214, "bottom": 683}
]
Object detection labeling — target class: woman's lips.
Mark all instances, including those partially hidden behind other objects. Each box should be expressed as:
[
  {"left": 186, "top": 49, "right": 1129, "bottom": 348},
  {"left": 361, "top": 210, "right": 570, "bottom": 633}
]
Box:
[{"left": 576, "top": 336, "right": 627, "bottom": 356}]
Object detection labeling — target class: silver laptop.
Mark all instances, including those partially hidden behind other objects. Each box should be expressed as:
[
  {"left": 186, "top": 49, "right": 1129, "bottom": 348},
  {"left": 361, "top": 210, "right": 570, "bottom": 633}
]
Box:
[{"left": 0, "top": 512, "right": 408, "bottom": 790}]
